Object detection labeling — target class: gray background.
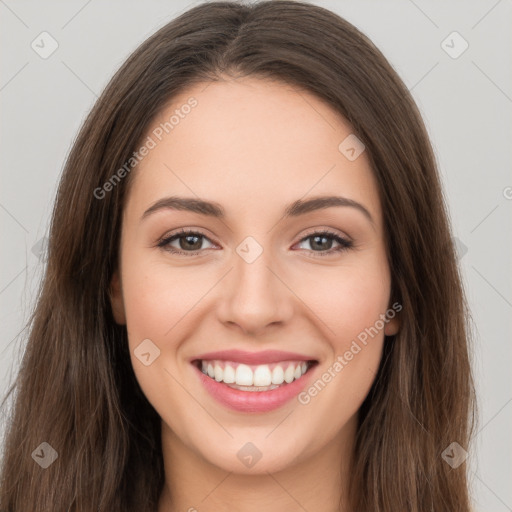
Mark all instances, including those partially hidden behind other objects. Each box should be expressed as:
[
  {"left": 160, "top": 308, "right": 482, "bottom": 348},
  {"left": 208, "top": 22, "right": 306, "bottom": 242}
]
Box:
[{"left": 1, "top": 0, "right": 511, "bottom": 509}]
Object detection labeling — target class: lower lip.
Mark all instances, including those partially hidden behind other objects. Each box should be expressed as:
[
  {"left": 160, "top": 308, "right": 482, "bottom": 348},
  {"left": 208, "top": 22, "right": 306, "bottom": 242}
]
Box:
[{"left": 192, "top": 362, "right": 317, "bottom": 413}]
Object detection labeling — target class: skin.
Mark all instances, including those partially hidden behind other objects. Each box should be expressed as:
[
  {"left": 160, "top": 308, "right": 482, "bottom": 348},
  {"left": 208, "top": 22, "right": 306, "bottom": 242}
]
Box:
[{"left": 109, "top": 76, "right": 400, "bottom": 512}]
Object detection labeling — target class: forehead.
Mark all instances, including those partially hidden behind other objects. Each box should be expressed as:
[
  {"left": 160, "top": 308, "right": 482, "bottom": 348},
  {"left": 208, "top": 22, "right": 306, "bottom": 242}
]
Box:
[{"left": 125, "top": 76, "right": 381, "bottom": 228}]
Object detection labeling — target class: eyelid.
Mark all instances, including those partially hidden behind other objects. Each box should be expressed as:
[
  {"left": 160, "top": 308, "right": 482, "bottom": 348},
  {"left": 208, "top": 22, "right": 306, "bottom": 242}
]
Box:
[
  {"left": 157, "top": 226, "right": 351, "bottom": 244},
  {"left": 298, "top": 226, "right": 352, "bottom": 242}
]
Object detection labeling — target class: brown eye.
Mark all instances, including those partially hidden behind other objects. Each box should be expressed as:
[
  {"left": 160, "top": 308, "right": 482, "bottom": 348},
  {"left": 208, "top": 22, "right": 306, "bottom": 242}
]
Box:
[
  {"left": 158, "top": 230, "right": 215, "bottom": 255},
  {"left": 295, "top": 231, "right": 353, "bottom": 256}
]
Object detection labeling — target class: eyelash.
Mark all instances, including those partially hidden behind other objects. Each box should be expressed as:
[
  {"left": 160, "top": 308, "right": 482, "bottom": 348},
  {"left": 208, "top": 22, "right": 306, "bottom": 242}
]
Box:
[{"left": 157, "top": 228, "right": 354, "bottom": 257}]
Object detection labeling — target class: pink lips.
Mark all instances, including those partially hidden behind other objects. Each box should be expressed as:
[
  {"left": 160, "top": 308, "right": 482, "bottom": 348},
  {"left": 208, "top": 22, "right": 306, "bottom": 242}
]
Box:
[{"left": 191, "top": 349, "right": 318, "bottom": 413}]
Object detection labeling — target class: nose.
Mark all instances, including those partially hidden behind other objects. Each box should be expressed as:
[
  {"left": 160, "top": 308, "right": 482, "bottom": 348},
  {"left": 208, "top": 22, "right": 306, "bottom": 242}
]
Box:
[{"left": 217, "top": 246, "right": 294, "bottom": 336}]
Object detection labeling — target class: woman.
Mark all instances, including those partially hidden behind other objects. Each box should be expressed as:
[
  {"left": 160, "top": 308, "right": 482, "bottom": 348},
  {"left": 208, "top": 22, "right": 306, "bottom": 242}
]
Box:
[{"left": 0, "top": 1, "right": 476, "bottom": 510}]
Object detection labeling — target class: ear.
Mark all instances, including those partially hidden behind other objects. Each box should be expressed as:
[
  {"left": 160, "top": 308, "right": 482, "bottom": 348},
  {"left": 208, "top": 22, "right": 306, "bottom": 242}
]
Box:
[
  {"left": 384, "top": 310, "right": 400, "bottom": 336},
  {"left": 109, "top": 270, "right": 126, "bottom": 325}
]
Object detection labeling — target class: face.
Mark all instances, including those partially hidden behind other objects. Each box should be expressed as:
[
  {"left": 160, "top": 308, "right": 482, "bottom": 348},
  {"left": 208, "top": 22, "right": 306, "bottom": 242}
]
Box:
[{"left": 110, "top": 76, "right": 399, "bottom": 475}]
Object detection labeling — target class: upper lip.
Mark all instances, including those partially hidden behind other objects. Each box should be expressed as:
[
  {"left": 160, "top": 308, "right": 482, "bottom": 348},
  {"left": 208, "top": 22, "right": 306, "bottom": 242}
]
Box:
[{"left": 191, "top": 349, "right": 317, "bottom": 365}]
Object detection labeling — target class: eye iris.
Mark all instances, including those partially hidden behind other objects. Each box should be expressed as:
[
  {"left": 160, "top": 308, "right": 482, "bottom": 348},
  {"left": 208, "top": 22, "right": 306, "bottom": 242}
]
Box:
[
  {"left": 180, "top": 234, "right": 202, "bottom": 251},
  {"left": 310, "top": 235, "right": 333, "bottom": 251}
]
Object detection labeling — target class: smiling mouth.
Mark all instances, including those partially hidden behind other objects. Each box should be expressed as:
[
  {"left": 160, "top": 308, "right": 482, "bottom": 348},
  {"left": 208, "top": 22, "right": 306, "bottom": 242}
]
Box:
[{"left": 192, "top": 359, "right": 319, "bottom": 392}]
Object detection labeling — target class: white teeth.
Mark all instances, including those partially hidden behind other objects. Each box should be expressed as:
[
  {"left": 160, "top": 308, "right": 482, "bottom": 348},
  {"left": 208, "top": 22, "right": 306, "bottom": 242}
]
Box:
[
  {"left": 214, "top": 363, "right": 223, "bottom": 382},
  {"left": 223, "top": 364, "right": 235, "bottom": 384},
  {"left": 198, "top": 359, "right": 312, "bottom": 387},
  {"left": 253, "top": 365, "right": 272, "bottom": 386},
  {"left": 271, "top": 365, "right": 284, "bottom": 385},
  {"left": 235, "top": 364, "right": 253, "bottom": 386},
  {"left": 284, "top": 364, "right": 295, "bottom": 383}
]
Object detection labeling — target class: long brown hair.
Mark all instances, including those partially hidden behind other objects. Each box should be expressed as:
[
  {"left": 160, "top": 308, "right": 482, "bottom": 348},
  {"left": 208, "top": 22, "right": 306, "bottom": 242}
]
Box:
[{"left": 0, "top": 1, "right": 477, "bottom": 510}]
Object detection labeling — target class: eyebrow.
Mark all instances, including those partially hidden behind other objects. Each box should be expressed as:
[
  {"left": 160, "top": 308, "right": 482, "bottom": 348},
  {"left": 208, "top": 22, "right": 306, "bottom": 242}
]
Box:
[{"left": 141, "top": 195, "right": 374, "bottom": 225}]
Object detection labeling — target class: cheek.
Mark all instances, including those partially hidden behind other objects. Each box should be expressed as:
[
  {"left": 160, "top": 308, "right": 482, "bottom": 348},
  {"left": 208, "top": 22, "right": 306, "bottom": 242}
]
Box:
[
  {"left": 120, "top": 256, "right": 198, "bottom": 412},
  {"left": 294, "top": 271, "right": 390, "bottom": 441},
  {"left": 291, "top": 254, "right": 391, "bottom": 405},
  {"left": 122, "top": 254, "right": 196, "bottom": 342},
  {"left": 298, "top": 258, "right": 391, "bottom": 349},
  {"left": 119, "top": 244, "right": 187, "bottom": 354}
]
